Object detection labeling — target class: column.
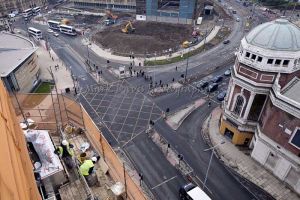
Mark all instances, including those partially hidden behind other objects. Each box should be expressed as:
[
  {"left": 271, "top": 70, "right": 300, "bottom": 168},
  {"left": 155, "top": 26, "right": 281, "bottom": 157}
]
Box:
[
  {"left": 226, "top": 81, "right": 235, "bottom": 110},
  {"left": 243, "top": 92, "right": 255, "bottom": 120}
]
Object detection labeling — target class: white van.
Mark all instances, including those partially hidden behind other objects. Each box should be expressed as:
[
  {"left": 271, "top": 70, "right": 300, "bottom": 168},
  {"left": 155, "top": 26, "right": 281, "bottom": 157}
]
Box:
[{"left": 179, "top": 183, "right": 211, "bottom": 200}]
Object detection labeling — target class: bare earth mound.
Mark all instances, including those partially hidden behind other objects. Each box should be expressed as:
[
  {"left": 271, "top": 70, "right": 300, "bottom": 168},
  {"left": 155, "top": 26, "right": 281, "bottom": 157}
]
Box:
[{"left": 93, "top": 21, "right": 193, "bottom": 55}]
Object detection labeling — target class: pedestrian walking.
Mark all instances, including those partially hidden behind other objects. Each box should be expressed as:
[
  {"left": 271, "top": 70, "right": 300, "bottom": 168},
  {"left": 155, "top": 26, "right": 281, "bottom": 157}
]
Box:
[
  {"left": 175, "top": 66, "right": 177, "bottom": 71},
  {"left": 172, "top": 78, "right": 175, "bottom": 82}
]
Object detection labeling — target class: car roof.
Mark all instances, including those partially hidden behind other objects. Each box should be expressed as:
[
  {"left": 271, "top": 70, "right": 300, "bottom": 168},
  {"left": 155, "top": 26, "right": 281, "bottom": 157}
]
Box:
[{"left": 187, "top": 186, "right": 211, "bottom": 200}]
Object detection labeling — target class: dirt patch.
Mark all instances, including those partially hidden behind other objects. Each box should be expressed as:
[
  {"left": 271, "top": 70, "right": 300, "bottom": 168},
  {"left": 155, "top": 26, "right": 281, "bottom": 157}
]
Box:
[{"left": 92, "top": 21, "right": 193, "bottom": 55}]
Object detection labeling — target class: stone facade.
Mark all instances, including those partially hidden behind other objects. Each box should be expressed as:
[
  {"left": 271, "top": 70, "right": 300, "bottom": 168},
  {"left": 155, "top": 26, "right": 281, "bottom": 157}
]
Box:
[{"left": 220, "top": 19, "right": 300, "bottom": 194}]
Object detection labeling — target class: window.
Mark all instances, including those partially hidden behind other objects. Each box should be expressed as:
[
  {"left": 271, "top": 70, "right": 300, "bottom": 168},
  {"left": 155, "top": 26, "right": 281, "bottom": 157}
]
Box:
[
  {"left": 290, "top": 128, "right": 300, "bottom": 149},
  {"left": 283, "top": 60, "right": 289, "bottom": 67},
  {"left": 233, "top": 95, "right": 245, "bottom": 116},
  {"left": 251, "top": 54, "right": 256, "bottom": 60},
  {"left": 275, "top": 59, "right": 281, "bottom": 66},
  {"left": 257, "top": 56, "right": 263, "bottom": 62},
  {"left": 267, "top": 59, "right": 274, "bottom": 64},
  {"left": 245, "top": 52, "right": 250, "bottom": 58}
]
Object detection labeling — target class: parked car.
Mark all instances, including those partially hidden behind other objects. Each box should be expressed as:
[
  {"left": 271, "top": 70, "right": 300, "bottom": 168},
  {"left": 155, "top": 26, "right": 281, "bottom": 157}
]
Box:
[
  {"left": 217, "top": 90, "right": 227, "bottom": 101},
  {"left": 196, "top": 81, "right": 209, "bottom": 89},
  {"left": 47, "top": 29, "right": 53, "bottom": 33},
  {"left": 224, "top": 69, "right": 231, "bottom": 76},
  {"left": 211, "top": 75, "right": 223, "bottom": 83},
  {"left": 223, "top": 40, "right": 230, "bottom": 44},
  {"left": 236, "top": 17, "right": 240, "bottom": 22},
  {"left": 207, "top": 83, "right": 218, "bottom": 93},
  {"left": 179, "top": 183, "right": 211, "bottom": 200}
]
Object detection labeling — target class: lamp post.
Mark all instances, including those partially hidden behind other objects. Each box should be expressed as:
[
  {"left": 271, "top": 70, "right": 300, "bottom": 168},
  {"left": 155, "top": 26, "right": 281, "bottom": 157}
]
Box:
[
  {"left": 184, "top": 48, "right": 190, "bottom": 83},
  {"left": 203, "top": 141, "right": 225, "bottom": 190}
]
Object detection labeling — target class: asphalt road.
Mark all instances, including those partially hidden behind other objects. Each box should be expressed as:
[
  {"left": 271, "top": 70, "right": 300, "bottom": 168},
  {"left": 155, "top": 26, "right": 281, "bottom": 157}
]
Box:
[{"left": 11, "top": 0, "right": 275, "bottom": 199}]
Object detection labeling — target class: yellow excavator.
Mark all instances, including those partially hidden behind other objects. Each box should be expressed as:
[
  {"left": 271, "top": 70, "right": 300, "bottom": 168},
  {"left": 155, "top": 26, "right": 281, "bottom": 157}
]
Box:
[
  {"left": 182, "top": 41, "right": 191, "bottom": 48},
  {"left": 122, "top": 21, "right": 135, "bottom": 34}
]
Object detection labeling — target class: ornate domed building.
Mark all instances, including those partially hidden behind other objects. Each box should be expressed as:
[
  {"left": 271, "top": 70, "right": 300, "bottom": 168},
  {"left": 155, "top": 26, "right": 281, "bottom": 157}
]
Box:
[{"left": 220, "top": 18, "right": 300, "bottom": 193}]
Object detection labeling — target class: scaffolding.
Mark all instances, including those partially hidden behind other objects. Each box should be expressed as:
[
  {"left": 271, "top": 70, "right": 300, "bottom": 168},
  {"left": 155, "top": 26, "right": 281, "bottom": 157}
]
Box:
[{"left": 11, "top": 90, "right": 149, "bottom": 200}]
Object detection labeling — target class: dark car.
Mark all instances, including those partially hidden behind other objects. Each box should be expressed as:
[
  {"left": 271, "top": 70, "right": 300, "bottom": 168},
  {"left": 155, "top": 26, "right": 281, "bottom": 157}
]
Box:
[
  {"left": 223, "top": 40, "right": 230, "bottom": 44},
  {"left": 211, "top": 75, "right": 223, "bottom": 83},
  {"left": 217, "top": 90, "right": 227, "bottom": 101},
  {"left": 207, "top": 83, "right": 218, "bottom": 93},
  {"left": 196, "top": 81, "right": 209, "bottom": 89}
]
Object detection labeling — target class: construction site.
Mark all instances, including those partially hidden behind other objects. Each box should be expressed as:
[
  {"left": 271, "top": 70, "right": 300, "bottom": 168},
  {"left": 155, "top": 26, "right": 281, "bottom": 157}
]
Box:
[
  {"left": 88, "top": 0, "right": 231, "bottom": 57},
  {"left": 93, "top": 21, "right": 194, "bottom": 56}
]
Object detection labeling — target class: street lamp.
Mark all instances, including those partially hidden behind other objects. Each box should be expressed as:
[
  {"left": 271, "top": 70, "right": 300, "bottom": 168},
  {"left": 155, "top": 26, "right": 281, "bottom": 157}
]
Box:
[
  {"left": 184, "top": 47, "right": 190, "bottom": 83},
  {"left": 203, "top": 141, "right": 225, "bottom": 190}
]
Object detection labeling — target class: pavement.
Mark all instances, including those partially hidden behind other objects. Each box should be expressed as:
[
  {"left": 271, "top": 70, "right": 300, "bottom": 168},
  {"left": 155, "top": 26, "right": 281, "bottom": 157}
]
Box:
[
  {"left": 166, "top": 98, "right": 206, "bottom": 130},
  {"left": 204, "top": 107, "right": 300, "bottom": 200},
  {"left": 36, "top": 40, "right": 74, "bottom": 93},
  {"left": 84, "top": 26, "right": 221, "bottom": 64}
]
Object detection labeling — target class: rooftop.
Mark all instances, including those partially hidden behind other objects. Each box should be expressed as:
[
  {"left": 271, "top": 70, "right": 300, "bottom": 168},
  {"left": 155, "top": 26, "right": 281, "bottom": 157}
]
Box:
[
  {"left": 282, "top": 77, "right": 300, "bottom": 104},
  {"left": 245, "top": 18, "right": 300, "bottom": 51},
  {"left": 0, "top": 32, "right": 37, "bottom": 77}
]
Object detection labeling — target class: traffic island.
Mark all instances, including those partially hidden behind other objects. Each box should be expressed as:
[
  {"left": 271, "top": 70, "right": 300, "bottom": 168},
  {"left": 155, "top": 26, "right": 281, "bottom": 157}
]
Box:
[{"left": 166, "top": 99, "right": 206, "bottom": 130}]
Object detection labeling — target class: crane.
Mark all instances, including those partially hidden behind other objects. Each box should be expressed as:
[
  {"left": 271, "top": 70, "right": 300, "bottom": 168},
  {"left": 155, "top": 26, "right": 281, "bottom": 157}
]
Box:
[{"left": 121, "top": 21, "right": 135, "bottom": 34}]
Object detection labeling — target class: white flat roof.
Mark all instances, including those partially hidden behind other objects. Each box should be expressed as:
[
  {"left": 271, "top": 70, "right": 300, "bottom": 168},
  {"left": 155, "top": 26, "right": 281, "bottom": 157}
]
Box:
[
  {"left": 0, "top": 32, "right": 37, "bottom": 77},
  {"left": 187, "top": 187, "right": 211, "bottom": 200},
  {"left": 282, "top": 78, "right": 300, "bottom": 104}
]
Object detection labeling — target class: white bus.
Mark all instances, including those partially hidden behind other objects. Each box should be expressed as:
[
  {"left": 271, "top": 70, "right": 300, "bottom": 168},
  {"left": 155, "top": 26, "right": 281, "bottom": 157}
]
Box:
[
  {"left": 32, "top": 7, "right": 41, "bottom": 15},
  {"left": 23, "top": 8, "right": 32, "bottom": 18},
  {"left": 28, "top": 27, "right": 42, "bottom": 39},
  {"left": 47, "top": 20, "right": 60, "bottom": 30},
  {"left": 59, "top": 24, "right": 76, "bottom": 36}
]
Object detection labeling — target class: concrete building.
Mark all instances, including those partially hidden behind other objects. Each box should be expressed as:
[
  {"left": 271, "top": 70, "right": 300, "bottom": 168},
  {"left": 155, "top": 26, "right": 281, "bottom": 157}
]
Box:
[
  {"left": 0, "top": 32, "right": 39, "bottom": 93},
  {"left": 72, "top": 0, "right": 136, "bottom": 10},
  {"left": 220, "top": 18, "right": 300, "bottom": 194},
  {"left": 71, "top": 0, "right": 197, "bottom": 24},
  {"left": 0, "top": 0, "right": 45, "bottom": 17},
  {"left": 140, "top": 0, "right": 197, "bottom": 24}
]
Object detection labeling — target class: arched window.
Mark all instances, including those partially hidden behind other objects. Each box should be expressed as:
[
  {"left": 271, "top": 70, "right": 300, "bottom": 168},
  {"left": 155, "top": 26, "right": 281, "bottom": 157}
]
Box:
[{"left": 233, "top": 95, "right": 245, "bottom": 116}]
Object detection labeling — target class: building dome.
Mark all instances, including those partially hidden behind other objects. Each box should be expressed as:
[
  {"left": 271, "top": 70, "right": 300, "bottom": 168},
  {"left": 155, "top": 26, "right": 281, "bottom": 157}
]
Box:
[{"left": 245, "top": 18, "right": 300, "bottom": 51}]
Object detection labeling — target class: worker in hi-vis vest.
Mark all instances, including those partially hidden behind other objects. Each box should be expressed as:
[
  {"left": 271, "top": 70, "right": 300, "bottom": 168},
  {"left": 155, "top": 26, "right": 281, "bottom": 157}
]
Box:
[
  {"left": 54, "top": 139, "right": 75, "bottom": 169},
  {"left": 79, "top": 156, "right": 99, "bottom": 177}
]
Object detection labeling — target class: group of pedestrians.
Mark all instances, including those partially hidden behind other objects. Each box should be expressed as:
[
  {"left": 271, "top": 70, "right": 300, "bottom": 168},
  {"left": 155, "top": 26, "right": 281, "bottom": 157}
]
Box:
[{"left": 54, "top": 139, "right": 100, "bottom": 186}]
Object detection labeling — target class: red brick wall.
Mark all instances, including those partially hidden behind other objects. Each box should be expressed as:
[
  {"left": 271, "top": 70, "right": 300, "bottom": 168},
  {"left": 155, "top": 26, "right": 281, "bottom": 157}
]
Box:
[
  {"left": 260, "top": 99, "right": 300, "bottom": 155},
  {"left": 279, "top": 70, "right": 300, "bottom": 89},
  {"left": 235, "top": 63, "right": 276, "bottom": 84}
]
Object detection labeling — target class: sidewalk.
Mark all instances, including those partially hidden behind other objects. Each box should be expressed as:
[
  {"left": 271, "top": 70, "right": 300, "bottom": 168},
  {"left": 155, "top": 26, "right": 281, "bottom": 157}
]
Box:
[
  {"left": 204, "top": 107, "right": 299, "bottom": 200},
  {"left": 84, "top": 26, "right": 221, "bottom": 65},
  {"left": 37, "top": 40, "right": 74, "bottom": 93}
]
